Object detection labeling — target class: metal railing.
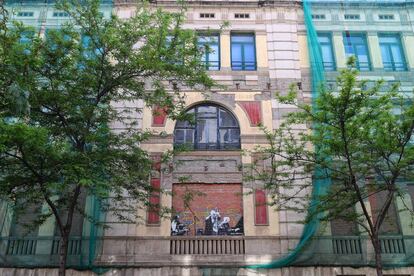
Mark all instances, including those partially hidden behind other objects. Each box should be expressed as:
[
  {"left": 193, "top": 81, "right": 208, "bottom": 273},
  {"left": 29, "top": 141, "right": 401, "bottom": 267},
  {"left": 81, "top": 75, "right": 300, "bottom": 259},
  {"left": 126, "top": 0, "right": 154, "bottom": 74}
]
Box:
[
  {"left": 170, "top": 236, "right": 245, "bottom": 255},
  {"left": 231, "top": 61, "right": 257, "bottom": 71},
  {"left": 383, "top": 62, "right": 407, "bottom": 72},
  {"left": 322, "top": 61, "right": 336, "bottom": 71},
  {"left": 204, "top": 61, "right": 220, "bottom": 71},
  {"left": 380, "top": 236, "right": 405, "bottom": 254},
  {"left": 332, "top": 236, "right": 362, "bottom": 254},
  {"left": 3, "top": 236, "right": 83, "bottom": 256},
  {"left": 51, "top": 237, "right": 82, "bottom": 255},
  {"left": 355, "top": 61, "right": 371, "bottom": 71},
  {"left": 6, "top": 237, "right": 37, "bottom": 255}
]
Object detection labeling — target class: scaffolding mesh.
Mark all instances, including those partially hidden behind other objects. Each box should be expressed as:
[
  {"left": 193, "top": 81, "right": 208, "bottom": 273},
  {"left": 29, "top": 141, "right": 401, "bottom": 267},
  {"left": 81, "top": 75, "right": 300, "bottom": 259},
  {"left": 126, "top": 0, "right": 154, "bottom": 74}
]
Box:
[{"left": 250, "top": 0, "right": 414, "bottom": 269}]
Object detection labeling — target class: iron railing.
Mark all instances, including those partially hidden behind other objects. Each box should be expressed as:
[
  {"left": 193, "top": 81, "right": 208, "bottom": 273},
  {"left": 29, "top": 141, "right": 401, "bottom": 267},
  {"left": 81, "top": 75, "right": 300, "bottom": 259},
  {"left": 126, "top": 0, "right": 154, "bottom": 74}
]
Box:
[{"left": 170, "top": 236, "right": 245, "bottom": 255}]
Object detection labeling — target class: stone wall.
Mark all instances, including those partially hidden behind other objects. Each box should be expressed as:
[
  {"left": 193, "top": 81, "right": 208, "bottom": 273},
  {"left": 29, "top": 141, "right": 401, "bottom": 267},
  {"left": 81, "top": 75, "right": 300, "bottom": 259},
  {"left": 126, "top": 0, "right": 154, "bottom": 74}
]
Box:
[{"left": 1, "top": 267, "right": 414, "bottom": 276}]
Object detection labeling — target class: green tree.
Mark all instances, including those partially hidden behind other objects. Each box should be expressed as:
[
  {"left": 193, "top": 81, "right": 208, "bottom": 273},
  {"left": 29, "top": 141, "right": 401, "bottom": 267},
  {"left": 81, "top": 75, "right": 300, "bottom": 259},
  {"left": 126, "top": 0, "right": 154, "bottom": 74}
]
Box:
[
  {"left": 248, "top": 59, "right": 414, "bottom": 276},
  {"left": 0, "top": 1, "right": 213, "bottom": 275}
]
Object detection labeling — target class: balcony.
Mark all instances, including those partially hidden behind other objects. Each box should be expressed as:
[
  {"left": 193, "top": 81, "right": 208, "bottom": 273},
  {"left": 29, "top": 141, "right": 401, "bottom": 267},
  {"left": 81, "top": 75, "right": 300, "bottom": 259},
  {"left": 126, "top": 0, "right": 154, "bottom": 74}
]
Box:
[
  {"left": 231, "top": 61, "right": 257, "bottom": 71},
  {"left": 322, "top": 61, "right": 336, "bottom": 72},
  {"left": 383, "top": 61, "right": 407, "bottom": 72},
  {"left": 170, "top": 236, "right": 245, "bottom": 255}
]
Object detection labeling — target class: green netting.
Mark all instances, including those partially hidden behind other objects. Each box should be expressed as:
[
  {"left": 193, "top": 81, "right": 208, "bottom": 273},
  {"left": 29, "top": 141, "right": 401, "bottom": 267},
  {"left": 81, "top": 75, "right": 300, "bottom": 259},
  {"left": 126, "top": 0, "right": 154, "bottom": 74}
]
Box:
[
  {"left": 247, "top": 0, "right": 329, "bottom": 269},
  {"left": 250, "top": 0, "right": 414, "bottom": 269}
]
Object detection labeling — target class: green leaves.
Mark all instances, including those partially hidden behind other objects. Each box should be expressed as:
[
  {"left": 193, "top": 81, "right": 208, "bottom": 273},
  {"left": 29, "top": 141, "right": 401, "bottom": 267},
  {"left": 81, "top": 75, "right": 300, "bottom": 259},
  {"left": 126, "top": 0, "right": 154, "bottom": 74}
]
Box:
[
  {"left": 0, "top": 0, "right": 214, "bottom": 240},
  {"left": 256, "top": 58, "right": 414, "bottom": 241}
]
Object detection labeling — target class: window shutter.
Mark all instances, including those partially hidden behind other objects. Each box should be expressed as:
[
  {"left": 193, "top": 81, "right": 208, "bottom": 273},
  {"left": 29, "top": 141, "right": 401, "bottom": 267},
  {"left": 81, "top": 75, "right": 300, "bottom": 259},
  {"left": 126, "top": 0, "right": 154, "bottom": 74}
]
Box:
[{"left": 255, "top": 189, "right": 268, "bottom": 225}]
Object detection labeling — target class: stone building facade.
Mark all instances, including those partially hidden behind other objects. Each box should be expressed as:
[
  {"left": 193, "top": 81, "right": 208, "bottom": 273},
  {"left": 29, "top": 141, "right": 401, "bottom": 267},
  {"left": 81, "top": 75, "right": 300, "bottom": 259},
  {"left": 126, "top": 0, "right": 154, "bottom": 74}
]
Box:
[
  {"left": 299, "top": 0, "right": 414, "bottom": 269},
  {"left": 3, "top": 0, "right": 414, "bottom": 275},
  {"left": 102, "top": 0, "right": 311, "bottom": 268}
]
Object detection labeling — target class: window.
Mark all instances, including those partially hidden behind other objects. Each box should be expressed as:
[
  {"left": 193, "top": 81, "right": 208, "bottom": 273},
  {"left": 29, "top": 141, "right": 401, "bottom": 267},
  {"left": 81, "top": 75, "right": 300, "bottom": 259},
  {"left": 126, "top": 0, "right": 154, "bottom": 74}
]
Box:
[
  {"left": 17, "top": 11, "right": 34, "bottom": 17},
  {"left": 343, "top": 33, "right": 371, "bottom": 71},
  {"left": 344, "top": 14, "right": 360, "bottom": 20},
  {"left": 369, "top": 191, "right": 401, "bottom": 235},
  {"left": 174, "top": 104, "right": 240, "bottom": 150},
  {"left": 317, "top": 33, "right": 336, "bottom": 71},
  {"left": 379, "top": 14, "right": 394, "bottom": 20},
  {"left": 379, "top": 34, "right": 407, "bottom": 71},
  {"left": 312, "top": 14, "right": 326, "bottom": 20},
  {"left": 200, "top": 13, "right": 215, "bottom": 18},
  {"left": 231, "top": 33, "right": 256, "bottom": 71},
  {"left": 53, "top": 12, "right": 69, "bottom": 17},
  {"left": 198, "top": 34, "right": 220, "bottom": 70},
  {"left": 235, "top": 13, "right": 250, "bottom": 19},
  {"left": 255, "top": 190, "right": 268, "bottom": 225},
  {"left": 19, "top": 31, "right": 33, "bottom": 44}
]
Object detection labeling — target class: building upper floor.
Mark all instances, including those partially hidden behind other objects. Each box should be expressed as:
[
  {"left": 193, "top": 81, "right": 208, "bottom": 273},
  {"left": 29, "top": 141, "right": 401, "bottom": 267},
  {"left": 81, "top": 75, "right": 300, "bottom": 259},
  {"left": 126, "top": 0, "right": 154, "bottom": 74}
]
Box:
[{"left": 309, "top": 0, "right": 414, "bottom": 73}]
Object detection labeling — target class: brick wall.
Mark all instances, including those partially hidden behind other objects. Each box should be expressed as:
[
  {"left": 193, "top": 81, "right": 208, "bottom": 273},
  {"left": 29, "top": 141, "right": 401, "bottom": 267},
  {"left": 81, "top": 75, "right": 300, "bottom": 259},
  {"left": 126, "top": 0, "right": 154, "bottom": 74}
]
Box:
[{"left": 172, "top": 183, "right": 243, "bottom": 235}]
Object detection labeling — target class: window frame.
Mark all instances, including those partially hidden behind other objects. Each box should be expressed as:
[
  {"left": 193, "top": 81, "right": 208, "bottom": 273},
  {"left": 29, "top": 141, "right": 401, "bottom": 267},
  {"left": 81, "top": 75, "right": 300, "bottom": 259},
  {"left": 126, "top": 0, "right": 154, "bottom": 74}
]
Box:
[
  {"left": 343, "top": 32, "right": 372, "bottom": 71},
  {"left": 174, "top": 104, "right": 241, "bottom": 151},
  {"left": 344, "top": 14, "right": 361, "bottom": 20},
  {"left": 17, "top": 11, "right": 34, "bottom": 17},
  {"left": 317, "top": 32, "right": 337, "bottom": 71},
  {"left": 231, "top": 33, "right": 257, "bottom": 71},
  {"left": 378, "top": 33, "right": 407, "bottom": 72},
  {"left": 197, "top": 33, "right": 220, "bottom": 71}
]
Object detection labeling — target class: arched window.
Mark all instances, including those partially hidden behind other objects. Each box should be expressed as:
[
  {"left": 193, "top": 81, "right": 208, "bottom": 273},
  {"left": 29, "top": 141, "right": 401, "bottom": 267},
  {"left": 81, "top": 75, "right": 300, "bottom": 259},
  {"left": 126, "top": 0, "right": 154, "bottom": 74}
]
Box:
[{"left": 174, "top": 104, "right": 241, "bottom": 150}]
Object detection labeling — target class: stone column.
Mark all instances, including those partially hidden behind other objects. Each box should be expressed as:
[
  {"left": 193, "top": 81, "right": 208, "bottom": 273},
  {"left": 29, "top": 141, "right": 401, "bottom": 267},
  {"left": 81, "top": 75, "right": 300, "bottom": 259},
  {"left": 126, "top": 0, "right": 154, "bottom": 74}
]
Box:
[
  {"left": 367, "top": 32, "right": 383, "bottom": 70},
  {"left": 402, "top": 33, "right": 414, "bottom": 70},
  {"left": 256, "top": 30, "right": 269, "bottom": 70},
  {"left": 220, "top": 30, "right": 231, "bottom": 70},
  {"left": 332, "top": 31, "right": 346, "bottom": 69}
]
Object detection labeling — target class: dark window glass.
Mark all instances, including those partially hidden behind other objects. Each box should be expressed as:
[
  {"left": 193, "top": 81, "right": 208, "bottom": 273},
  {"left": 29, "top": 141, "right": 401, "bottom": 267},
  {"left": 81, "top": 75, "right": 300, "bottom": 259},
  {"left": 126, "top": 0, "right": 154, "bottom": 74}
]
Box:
[
  {"left": 317, "top": 33, "right": 336, "bottom": 71},
  {"left": 17, "top": 11, "right": 34, "bottom": 17},
  {"left": 231, "top": 34, "right": 256, "bottom": 71},
  {"left": 379, "top": 34, "right": 407, "bottom": 71},
  {"left": 344, "top": 14, "right": 360, "bottom": 20},
  {"left": 330, "top": 209, "right": 359, "bottom": 236},
  {"left": 174, "top": 104, "right": 240, "bottom": 150},
  {"left": 379, "top": 14, "right": 394, "bottom": 20},
  {"left": 343, "top": 33, "right": 371, "bottom": 71},
  {"left": 369, "top": 191, "right": 401, "bottom": 235},
  {"left": 312, "top": 14, "right": 326, "bottom": 20}
]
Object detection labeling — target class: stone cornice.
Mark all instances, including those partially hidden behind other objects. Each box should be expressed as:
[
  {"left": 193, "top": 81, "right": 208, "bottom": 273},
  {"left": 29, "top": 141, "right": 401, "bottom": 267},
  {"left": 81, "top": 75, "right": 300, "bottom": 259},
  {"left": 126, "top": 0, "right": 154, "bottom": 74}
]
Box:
[{"left": 114, "top": 0, "right": 303, "bottom": 9}]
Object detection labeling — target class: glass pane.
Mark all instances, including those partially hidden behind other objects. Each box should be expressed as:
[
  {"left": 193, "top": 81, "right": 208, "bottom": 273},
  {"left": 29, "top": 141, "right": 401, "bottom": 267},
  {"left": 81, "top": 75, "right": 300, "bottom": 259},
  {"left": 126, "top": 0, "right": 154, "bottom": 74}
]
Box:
[
  {"left": 219, "top": 129, "right": 240, "bottom": 144},
  {"left": 220, "top": 129, "right": 240, "bottom": 149},
  {"left": 176, "top": 120, "right": 194, "bottom": 128},
  {"left": 175, "top": 129, "right": 184, "bottom": 143},
  {"left": 184, "top": 129, "right": 194, "bottom": 143},
  {"left": 244, "top": 44, "right": 255, "bottom": 62},
  {"left": 219, "top": 109, "right": 237, "bottom": 127},
  {"left": 380, "top": 45, "right": 391, "bottom": 63},
  {"left": 209, "top": 44, "right": 219, "bottom": 61},
  {"left": 198, "top": 35, "right": 219, "bottom": 44},
  {"left": 176, "top": 109, "right": 195, "bottom": 128},
  {"left": 391, "top": 45, "right": 404, "bottom": 63},
  {"left": 231, "top": 35, "right": 254, "bottom": 43},
  {"left": 20, "top": 31, "right": 34, "bottom": 44},
  {"left": 196, "top": 118, "right": 217, "bottom": 146},
  {"left": 317, "top": 34, "right": 330, "bottom": 44},
  {"left": 231, "top": 43, "right": 242, "bottom": 66},
  {"left": 321, "top": 44, "right": 333, "bottom": 63},
  {"left": 356, "top": 45, "right": 368, "bottom": 62},
  {"left": 197, "top": 106, "right": 217, "bottom": 118},
  {"left": 175, "top": 129, "right": 194, "bottom": 144},
  {"left": 344, "top": 41, "right": 354, "bottom": 56},
  {"left": 379, "top": 36, "right": 398, "bottom": 44},
  {"left": 349, "top": 35, "right": 364, "bottom": 44}
]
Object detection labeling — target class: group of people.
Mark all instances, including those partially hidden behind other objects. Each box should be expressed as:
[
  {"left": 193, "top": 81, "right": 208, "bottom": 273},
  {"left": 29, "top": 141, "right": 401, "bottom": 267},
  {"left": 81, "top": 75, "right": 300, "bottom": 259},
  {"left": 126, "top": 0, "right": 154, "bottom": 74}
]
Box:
[{"left": 171, "top": 208, "right": 243, "bottom": 236}]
